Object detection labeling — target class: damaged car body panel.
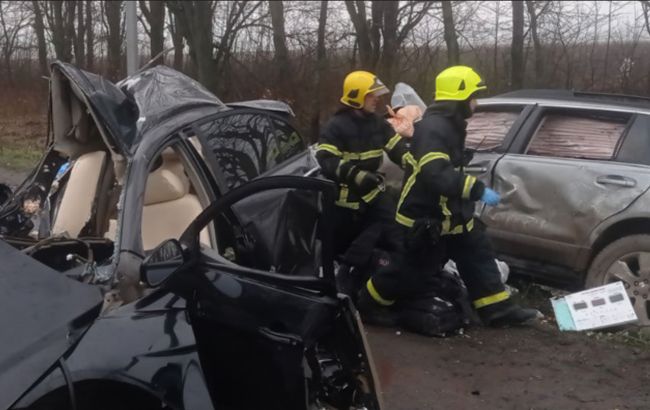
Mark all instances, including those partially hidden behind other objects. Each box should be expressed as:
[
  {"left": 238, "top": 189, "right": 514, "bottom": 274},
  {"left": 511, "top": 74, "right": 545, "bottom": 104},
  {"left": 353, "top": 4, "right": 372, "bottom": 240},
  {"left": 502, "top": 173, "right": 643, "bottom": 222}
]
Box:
[
  {"left": 469, "top": 94, "right": 650, "bottom": 280},
  {"left": 0, "top": 62, "right": 380, "bottom": 409},
  {"left": 0, "top": 240, "right": 102, "bottom": 410}
]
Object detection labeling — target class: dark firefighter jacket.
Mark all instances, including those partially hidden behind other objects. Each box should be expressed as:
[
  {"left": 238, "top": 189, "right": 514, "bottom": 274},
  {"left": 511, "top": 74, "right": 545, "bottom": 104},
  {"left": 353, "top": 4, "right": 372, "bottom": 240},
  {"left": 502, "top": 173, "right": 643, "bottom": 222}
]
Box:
[
  {"left": 396, "top": 102, "right": 486, "bottom": 234},
  {"left": 316, "top": 108, "right": 409, "bottom": 210}
]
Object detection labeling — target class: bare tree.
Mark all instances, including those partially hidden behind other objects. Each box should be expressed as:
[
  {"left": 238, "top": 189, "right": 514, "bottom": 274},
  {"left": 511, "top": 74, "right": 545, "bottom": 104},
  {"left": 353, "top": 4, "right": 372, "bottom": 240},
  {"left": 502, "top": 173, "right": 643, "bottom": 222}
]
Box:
[
  {"left": 604, "top": 0, "right": 613, "bottom": 80},
  {"left": 642, "top": 1, "right": 650, "bottom": 36},
  {"left": 140, "top": 0, "right": 165, "bottom": 61},
  {"left": 311, "top": 0, "right": 328, "bottom": 139},
  {"left": 269, "top": 0, "right": 289, "bottom": 81},
  {"left": 85, "top": 0, "right": 94, "bottom": 70},
  {"left": 64, "top": 1, "right": 76, "bottom": 62},
  {"left": 526, "top": 1, "right": 549, "bottom": 86},
  {"left": 75, "top": 1, "right": 85, "bottom": 67},
  {"left": 344, "top": 1, "right": 375, "bottom": 69},
  {"left": 32, "top": 0, "right": 48, "bottom": 76},
  {"left": 511, "top": 0, "right": 525, "bottom": 89},
  {"left": 167, "top": 0, "right": 220, "bottom": 91},
  {"left": 441, "top": 1, "right": 459, "bottom": 65},
  {"left": 103, "top": 0, "right": 123, "bottom": 81},
  {"left": 167, "top": 1, "right": 265, "bottom": 93},
  {"left": 167, "top": 5, "right": 184, "bottom": 70},
  {"left": 0, "top": 2, "right": 30, "bottom": 82}
]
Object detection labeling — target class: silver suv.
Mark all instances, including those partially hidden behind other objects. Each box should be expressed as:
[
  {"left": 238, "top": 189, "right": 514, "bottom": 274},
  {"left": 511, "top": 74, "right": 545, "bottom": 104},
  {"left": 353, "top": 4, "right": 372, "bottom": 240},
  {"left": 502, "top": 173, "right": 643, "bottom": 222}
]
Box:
[{"left": 466, "top": 90, "right": 650, "bottom": 324}]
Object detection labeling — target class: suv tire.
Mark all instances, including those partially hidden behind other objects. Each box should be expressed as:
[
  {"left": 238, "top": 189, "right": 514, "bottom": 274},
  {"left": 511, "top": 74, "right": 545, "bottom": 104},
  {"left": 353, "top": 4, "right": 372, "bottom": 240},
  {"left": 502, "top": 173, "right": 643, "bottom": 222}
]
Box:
[{"left": 586, "top": 234, "right": 650, "bottom": 326}]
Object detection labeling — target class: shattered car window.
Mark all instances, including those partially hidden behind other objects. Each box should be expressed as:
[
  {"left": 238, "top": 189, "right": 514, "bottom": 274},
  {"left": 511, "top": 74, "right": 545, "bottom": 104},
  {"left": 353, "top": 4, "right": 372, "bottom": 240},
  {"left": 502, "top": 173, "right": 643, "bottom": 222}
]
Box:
[
  {"left": 466, "top": 111, "right": 520, "bottom": 151},
  {"left": 199, "top": 113, "right": 304, "bottom": 190},
  {"left": 269, "top": 117, "right": 306, "bottom": 164},
  {"left": 526, "top": 113, "right": 629, "bottom": 160}
]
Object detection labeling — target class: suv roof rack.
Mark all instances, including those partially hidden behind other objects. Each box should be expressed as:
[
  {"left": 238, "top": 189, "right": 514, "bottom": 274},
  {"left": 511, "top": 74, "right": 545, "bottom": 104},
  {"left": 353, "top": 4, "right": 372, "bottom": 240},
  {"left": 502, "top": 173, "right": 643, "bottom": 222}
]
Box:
[{"left": 495, "top": 89, "right": 650, "bottom": 108}]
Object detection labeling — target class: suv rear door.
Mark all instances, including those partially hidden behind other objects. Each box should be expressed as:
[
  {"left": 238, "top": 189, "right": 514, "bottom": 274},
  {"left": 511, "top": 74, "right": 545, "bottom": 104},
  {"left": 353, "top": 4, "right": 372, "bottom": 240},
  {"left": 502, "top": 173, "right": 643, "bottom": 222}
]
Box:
[{"left": 482, "top": 105, "right": 650, "bottom": 279}]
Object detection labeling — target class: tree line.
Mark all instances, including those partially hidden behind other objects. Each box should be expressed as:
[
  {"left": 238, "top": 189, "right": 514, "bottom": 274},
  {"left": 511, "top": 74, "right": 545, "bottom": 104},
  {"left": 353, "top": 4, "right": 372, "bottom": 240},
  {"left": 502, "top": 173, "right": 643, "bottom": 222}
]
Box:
[{"left": 1, "top": 1, "right": 649, "bottom": 139}]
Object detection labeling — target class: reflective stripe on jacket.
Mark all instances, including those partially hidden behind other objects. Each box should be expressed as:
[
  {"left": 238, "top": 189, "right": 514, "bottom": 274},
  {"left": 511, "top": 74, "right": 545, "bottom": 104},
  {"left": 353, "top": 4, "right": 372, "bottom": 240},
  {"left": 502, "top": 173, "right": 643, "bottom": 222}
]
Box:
[
  {"left": 316, "top": 108, "right": 409, "bottom": 210},
  {"left": 396, "top": 102, "right": 486, "bottom": 234}
]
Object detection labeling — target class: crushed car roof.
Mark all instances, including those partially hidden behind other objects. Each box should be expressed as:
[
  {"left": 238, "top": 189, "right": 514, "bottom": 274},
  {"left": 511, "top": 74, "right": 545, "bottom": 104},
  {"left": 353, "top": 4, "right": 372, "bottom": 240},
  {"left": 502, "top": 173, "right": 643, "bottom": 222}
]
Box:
[{"left": 118, "top": 65, "right": 227, "bottom": 143}]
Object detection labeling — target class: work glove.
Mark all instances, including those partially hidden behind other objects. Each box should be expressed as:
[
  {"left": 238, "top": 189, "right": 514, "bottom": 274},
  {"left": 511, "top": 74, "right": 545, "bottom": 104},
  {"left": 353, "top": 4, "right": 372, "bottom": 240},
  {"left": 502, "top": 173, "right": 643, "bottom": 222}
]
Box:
[
  {"left": 480, "top": 188, "right": 500, "bottom": 206},
  {"left": 351, "top": 169, "right": 384, "bottom": 196}
]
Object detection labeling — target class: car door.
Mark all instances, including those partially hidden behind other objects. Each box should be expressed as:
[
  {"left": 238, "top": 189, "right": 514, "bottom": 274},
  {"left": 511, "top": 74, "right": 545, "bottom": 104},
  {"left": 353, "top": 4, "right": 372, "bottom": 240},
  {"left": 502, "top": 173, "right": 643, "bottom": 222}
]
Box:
[
  {"left": 165, "top": 176, "right": 381, "bottom": 410},
  {"left": 482, "top": 105, "right": 650, "bottom": 273}
]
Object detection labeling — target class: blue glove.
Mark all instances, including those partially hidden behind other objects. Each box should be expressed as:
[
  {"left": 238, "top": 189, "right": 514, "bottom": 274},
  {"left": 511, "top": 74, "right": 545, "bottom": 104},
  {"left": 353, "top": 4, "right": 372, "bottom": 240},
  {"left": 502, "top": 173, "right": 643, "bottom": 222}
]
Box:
[{"left": 481, "top": 188, "right": 501, "bottom": 206}]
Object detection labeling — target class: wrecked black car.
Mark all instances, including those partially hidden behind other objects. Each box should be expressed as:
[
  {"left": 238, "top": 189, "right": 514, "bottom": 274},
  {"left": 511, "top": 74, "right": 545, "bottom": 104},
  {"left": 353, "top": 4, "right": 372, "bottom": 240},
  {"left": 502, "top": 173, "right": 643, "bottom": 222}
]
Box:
[{"left": 0, "top": 62, "right": 381, "bottom": 410}]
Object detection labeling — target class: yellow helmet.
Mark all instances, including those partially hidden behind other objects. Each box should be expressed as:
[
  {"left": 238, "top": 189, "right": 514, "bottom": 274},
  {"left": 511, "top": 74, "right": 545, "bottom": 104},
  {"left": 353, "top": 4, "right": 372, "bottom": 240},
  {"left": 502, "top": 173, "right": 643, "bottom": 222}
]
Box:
[
  {"left": 340, "top": 71, "right": 389, "bottom": 109},
  {"left": 435, "top": 66, "right": 486, "bottom": 101}
]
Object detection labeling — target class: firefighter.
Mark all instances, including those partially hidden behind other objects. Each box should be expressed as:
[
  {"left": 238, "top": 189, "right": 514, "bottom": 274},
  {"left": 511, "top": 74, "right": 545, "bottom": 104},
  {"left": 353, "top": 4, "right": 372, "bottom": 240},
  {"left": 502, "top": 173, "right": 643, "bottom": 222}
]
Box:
[
  {"left": 367, "top": 66, "right": 541, "bottom": 329},
  {"left": 316, "top": 71, "right": 409, "bottom": 294}
]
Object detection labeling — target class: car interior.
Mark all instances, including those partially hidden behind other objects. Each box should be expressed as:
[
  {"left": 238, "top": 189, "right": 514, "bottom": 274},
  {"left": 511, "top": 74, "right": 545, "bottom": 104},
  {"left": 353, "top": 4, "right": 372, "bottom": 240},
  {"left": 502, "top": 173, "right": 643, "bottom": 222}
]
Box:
[{"left": 2, "top": 71, "right": 217, "bottom": 275}]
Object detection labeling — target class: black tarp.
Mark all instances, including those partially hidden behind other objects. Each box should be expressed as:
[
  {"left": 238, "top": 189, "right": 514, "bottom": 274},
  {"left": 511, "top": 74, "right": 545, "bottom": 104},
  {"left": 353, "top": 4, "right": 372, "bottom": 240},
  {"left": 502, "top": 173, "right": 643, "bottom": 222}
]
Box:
[
  {"left": 232, "top": 188, "right": 321, "bottom": 277},
  {"left": 0, "top": 240, "right": 102, "bottom": 409}
]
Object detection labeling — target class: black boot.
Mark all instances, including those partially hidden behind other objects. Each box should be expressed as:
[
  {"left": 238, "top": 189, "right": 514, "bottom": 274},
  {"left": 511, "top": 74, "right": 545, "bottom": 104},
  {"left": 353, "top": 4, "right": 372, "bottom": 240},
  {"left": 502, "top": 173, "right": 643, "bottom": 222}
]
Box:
[
  {"left": 356, "top": 287, "right": 398, "bottom": 327},
  {"left": 479, "top": 301, "right": 542, "bottom": 327}
]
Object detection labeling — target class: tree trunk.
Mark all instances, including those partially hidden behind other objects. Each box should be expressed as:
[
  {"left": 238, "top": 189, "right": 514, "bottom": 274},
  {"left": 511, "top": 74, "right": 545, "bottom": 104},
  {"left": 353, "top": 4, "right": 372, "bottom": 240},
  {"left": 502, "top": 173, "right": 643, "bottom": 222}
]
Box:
[
  {"left": 441, "top": 1, "right": 459, "bottom": 66},
  {"left": 604, "top": 0, "right": 612, "bottom": 84},
  {"left": 344, "top": 0, "right": 373, "bottom": 69},
  {"left": 525, "top": 1, "right": 542, "bottom": 86},
  {"left": 32, "top": 0, "right": 49, "bottom": 76},
  {"left": 105, "top": 0, "right": 123, "bottom": 81},
  {"left": 140, "top": 0, "right": 165, "bottom": 61},
  {"left": 75, "top": 1, "right": 85, "bottom": 67},
  {"left": 269, "top": 0, "right": 289, "bottom": 81},
  {"left": 511, "top": 0, "right": 524, "bottom": 89},
  {"left": 378, "top": 0, "right": 398, "bottom": 85},
  {"left": 166, "top": 1, "right": 218, "bottom": 92},
  {"left": 65, "top": 1, "right": 77, "bottom": 64},
  {"left": 269, "top": 1, "right": 289, "bottom": 76},
  {"left": 167, "top": 6, "right": 184, "bottom": 70},
  {"left": 311, "top": 0, "right": 328, "bottom": 141},
  {"left": 493, "top": 2, "right": 500, "bottom": 88},
  {"left": 85, "top": 0, "right": 94, "bottom": 70},
  {"left": 51, "top": 1, "right": 69, "bottom": 61}
]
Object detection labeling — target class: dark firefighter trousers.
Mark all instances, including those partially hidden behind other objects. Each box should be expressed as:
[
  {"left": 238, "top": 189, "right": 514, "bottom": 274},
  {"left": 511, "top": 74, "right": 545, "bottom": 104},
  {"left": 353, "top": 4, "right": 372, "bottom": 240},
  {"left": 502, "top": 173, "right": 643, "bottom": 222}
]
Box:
[
  {"left": 368, "top": 223, "right": 509, "bottom": 310},
  {"left": 332, "top": 192, "right": 403, "bottom": 259}
]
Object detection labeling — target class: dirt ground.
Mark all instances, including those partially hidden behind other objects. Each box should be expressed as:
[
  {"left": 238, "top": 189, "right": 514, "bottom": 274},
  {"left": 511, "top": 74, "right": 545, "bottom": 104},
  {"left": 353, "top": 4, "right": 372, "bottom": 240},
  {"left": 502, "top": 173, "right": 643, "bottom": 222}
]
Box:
[
  {"left": 2, "top": 166, "right": 650, "bottom": 409},
  {"left": 368, "top": 322, "right": 650, "bottom": 410}
]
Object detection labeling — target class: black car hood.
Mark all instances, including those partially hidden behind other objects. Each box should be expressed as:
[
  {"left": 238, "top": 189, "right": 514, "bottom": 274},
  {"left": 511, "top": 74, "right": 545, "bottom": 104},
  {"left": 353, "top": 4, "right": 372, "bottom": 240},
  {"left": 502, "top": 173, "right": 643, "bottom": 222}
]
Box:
[{"left": 0, "top": 240, "right": 102, "bottom": 409}]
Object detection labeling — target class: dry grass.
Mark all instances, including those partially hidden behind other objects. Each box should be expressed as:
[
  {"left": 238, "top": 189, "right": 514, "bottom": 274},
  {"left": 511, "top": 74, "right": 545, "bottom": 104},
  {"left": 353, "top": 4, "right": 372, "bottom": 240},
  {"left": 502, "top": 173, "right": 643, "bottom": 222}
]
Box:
[{"left": 0, "top": 85, "right": 48, "bottom": 170}]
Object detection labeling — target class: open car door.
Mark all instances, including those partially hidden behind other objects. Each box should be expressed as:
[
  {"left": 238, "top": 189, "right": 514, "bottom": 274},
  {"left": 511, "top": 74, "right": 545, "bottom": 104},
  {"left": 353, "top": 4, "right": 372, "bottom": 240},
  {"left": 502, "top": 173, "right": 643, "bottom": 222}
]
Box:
[{"left": 143, "top": 176, "right": 381, "bottom": 410}]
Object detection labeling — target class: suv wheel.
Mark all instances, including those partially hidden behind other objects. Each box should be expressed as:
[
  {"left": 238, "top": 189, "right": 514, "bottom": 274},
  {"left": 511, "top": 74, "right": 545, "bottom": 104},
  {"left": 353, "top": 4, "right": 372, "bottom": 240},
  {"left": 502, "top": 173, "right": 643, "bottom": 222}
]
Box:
[{"left": 587, "top": 235, "right": 650, "bottom": 326}]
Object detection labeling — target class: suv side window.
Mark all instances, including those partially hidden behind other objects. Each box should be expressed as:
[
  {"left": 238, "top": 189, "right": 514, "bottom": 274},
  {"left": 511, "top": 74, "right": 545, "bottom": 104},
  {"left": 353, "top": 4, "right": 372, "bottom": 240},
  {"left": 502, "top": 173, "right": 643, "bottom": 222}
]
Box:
[
  {"left": 466, "top": 107, "right": 523, "bottom": 151},
  {"left": 615, "top": 114, "right": 650, "bottom": 166},
  {"left": 526, "top": 110, "right": 631, "bottom": 160}
]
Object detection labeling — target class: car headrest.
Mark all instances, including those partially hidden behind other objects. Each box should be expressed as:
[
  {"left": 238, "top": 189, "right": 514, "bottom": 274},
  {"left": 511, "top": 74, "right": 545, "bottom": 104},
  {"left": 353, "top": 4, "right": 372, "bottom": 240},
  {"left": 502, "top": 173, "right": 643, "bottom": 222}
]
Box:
[{"left": 143, "top": 149, "right": 190, "bottom": 205}]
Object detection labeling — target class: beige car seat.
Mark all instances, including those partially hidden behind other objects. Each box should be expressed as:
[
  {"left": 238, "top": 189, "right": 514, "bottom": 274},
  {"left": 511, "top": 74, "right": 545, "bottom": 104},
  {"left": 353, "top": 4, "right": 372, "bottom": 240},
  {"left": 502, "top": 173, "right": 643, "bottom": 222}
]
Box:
[
  {"left": 140, "top": 149, "right": 209, "bottom": 251},
  {"left": 52, "top": 151, "right": 107, "bottom": 237}
]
